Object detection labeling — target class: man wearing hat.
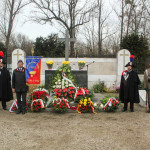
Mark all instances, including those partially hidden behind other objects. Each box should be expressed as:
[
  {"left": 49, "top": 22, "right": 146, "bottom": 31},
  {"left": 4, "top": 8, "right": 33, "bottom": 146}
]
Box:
[
  {"left": 12, "top": 60, "right": 28, "bottom": 114},
  {"left": 0, "top": 51, "right": 13, "bottom": 110},
  {"left": 119, "top": 55, "right": 140, "bottom": 112}
]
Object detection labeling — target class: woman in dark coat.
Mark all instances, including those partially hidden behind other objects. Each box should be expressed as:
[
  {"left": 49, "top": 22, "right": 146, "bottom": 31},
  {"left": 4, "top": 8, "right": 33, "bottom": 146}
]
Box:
[
  {"left": 0, "top": 51, "right": 13, "bottom": 110},
  {"left": 119, "top": 62, "right": 140, "bottom": 112}
]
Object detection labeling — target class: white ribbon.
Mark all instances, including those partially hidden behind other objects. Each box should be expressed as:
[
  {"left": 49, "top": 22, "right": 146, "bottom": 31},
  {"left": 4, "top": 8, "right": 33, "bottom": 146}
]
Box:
[
  {"left": 62, "top": 72, "right": 78, "bottom": 101},
  {"left": 104, "top": 97, "right": 116, "bottom": 110},
  {"left": 31, "top": 99, "right": 45, "bottom": 111},
  {"left": 9, "top": 100, "right": 18, "bottom": 113}
]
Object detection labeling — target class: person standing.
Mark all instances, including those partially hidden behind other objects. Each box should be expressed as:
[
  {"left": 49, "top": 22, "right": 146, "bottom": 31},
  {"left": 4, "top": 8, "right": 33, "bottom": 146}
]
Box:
[
  {"left": 119, "top": 55, "right": 140, "bottom": 112},
  {"left": 144, "top": 64, "right": 150, "bottom": 113},
  {"left": 12, "top": 60, "right": 28, "bottom": 114},
  {"left": 0, "top": 51, "right": 13, "bottom": 110}
]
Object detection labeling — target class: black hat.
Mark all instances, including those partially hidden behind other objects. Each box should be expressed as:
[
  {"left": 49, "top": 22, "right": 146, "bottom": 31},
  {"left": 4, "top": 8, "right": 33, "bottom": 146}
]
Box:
[
  {"left": 125, "top": 62, "right": 135, "bottom": 67},
  {"left": 125, "top": 55, "right": 135, "bottom": 68},
  {"left": 18, "top": 59, "right": 23, "bottom": 63}
]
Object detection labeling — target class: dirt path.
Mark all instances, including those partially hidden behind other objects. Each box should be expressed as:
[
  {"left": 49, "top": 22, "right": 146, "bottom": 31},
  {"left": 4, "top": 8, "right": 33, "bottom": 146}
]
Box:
[{"left": 0, "top": 102, "right": 150, "bottom": 150}]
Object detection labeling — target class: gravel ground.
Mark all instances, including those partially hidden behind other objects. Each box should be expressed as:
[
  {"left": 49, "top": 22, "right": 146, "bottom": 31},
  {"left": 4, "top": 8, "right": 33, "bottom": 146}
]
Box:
[{"left": 0, "top": 99, "right": 150, "bottom": 150}]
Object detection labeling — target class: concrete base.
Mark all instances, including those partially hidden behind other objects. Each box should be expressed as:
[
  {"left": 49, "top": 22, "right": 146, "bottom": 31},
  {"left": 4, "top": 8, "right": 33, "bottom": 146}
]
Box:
[{"left": 139, "top": 90, "right": 147, "bottom": 107}]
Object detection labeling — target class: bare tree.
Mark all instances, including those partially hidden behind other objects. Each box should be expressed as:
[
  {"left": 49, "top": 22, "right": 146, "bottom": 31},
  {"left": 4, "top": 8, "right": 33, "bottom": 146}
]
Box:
[
  {"left": 30, "top": 0, "right": 95, "bottom": 56},
  {"left": 83, "top": 0, "right": 116, "bottom": 56},
  {"left": 10, "top": 33, "right": 33, "bottom": 55},
  {"left": 113, "top": 0, "right": 150, "bottom": 46},
  {"left": 0, "top": 0, "right": 31, "bottom": 64}
]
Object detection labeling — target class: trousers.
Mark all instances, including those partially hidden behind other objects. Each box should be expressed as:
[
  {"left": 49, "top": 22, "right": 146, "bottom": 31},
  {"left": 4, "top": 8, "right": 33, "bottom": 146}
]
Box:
[{"left": 16, "top": 92, "right": 27, "bottom": 111}]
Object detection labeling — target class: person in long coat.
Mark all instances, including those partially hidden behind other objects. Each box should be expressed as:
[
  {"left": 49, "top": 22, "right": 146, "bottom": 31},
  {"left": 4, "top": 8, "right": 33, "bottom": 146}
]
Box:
[
  {"left": 12, "top": 60, "right": 28, "bottom": 115},
  {"left": 0, "top": 51, "right": 13, "bottom": 110},
  {"left": 119, "top": 57, "right": 140, "bottom": 112}
]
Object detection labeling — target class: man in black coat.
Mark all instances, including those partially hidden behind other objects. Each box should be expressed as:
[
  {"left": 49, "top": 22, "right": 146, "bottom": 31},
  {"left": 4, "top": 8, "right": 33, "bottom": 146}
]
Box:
[
  {"left": 0, "top": 51, "right": 13, "bottom": 110},
  {"left": 119, "top": 62, "right": 140, "bottom": 112},
  {"left": 12, "top": 60, "right": 28, "bottom": 114}
]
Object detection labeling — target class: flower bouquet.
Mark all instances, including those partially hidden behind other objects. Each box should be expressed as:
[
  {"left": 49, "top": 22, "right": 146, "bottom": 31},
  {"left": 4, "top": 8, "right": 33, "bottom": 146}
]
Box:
[
  {"left": 77, "top": 98, "right": 96, "bottom": 114},
  {"left": 50, "top": 62, "right": 76, "bottom": 90},
  {"left": 9, "top": 99, "right": 30, "bottom": 113},
  {"left": 31, "top": 99, "right": 45, "bottom": 112},
  {"left": 46, "top": 60, "right": 54, "bottom": 69},
  {"left": 75, "top": 88, "right": 94, "bottom": 103},
  {"left": 52, "top": 98, "right": 69, "bottom": 113},
  {"left": 101, "top": 96, "right": 120, "bottom": 112},
  {"left": 53, "top": 87, "right": 76, "bottom": 102},
  {"left": 29, "top": 88, "right": 49, "bottom": 107},
  {"left": 52, "top": 79, "right": 75, "bottom": 89},
  {"left": 78, "top": 61, "right": 86, "bottom": 70}
]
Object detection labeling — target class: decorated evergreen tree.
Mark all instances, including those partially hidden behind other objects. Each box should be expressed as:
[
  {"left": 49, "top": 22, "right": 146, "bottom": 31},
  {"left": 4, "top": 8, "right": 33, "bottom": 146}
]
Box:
[{"left": 120, "top": 33, "right": 149, "bottom": 73}]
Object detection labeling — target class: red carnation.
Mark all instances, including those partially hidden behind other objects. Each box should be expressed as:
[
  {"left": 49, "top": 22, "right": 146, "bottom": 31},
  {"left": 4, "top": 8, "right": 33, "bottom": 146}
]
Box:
[
  {"left": 59, "top": 89, "right": 62, "bottom": 92},
  {"left": 53, "top": 104, "right": 55, "bottom": 106},
  {"left": 68, "top": 91, "right": 72, "bottom": 94},
  {"left": 64, "top": 93, "right": 67, "bottom": 97},
  {"left": 0, "top": 51, "right": 4, "bottom": 58},
  {"left": 59, "top": 106, "right": 61, "bottom": 108}
]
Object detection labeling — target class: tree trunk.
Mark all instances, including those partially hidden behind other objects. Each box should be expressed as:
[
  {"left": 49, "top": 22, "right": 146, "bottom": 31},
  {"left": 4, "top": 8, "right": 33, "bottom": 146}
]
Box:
[
  {"left": 5, "top": 0, "right": 15, "bottom": 66},
  {"left": 120, "top": 0, "right": 124, "bottom": 47},
  {"left": 98, "top": 0, "right": 102, "bottom": 57}
]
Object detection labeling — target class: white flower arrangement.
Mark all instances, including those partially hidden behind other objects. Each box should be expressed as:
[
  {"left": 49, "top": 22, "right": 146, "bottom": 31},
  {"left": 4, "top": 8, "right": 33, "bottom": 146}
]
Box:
[{"left": 53, "top": 78, "right": 75, "bottom": 89}]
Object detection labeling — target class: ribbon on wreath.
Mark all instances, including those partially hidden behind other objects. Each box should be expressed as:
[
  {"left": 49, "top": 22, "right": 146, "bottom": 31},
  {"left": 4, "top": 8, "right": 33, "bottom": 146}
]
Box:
[
  {"left": 62, "top": 71, "right": 86, "bottom": 102},
  {"left": 9, "top": 100, "right": 18, "bottom": 113},
  {"left": 62, "top": 71, "right": 77, "bottom": 102},
  {"left": 103, "top": 97, "right": 117, "bottom": 110},
  {"left": 31, "top": 99, "right": 45, "bottom": 111}
]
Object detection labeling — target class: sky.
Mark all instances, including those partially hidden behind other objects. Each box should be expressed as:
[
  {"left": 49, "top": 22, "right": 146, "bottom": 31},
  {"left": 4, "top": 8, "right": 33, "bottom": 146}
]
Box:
[
  {"left": 13, "top": 4, "right": 59, "bottom": 41},
  {"left": 8, "top": 0, "right": 119, "bottom": 42}
]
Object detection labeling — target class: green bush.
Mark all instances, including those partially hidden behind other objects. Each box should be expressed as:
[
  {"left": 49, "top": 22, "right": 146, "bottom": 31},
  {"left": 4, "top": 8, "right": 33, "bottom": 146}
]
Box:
[
  {"left": 120, "top": 33, "right": 149, "bottom": 74},
  {"left": 92, "top": 82, "right": 105, "bottom": 93}
]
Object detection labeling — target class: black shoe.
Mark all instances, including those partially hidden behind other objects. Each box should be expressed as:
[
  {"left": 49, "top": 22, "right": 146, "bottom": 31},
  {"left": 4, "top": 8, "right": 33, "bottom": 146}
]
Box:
[
  {"left": 147, "top": 109, "right": 150, "bottom": 113},
  {"left": 16, "top": 110, "right": 22, "bottom": 114},
  {"left": 22, "top": 111, "right": 26, "bottom": 115},
  {"left": 122, "top": 108, "right": 127, "bottom": 112},
  {"left": 3, "top": 108, "right": 7, "bottom": 110},
  {"left": 130, "top": 109, "right": 134, "bottom": 112}
]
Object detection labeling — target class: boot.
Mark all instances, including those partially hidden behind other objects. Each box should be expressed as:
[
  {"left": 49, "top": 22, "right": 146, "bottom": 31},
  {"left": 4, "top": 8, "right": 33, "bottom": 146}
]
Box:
[
  {"left": 122, "top": 108, "right": 127, "bottom": 112},
  {"left": 130, "top": 103, "right": 134, "bottom": 112},
  {"left": 147, "top": 105, "right": 150, "bottom": 113},
  {"left": 22, "top": 110, "right": 26, "bottom": 115}
]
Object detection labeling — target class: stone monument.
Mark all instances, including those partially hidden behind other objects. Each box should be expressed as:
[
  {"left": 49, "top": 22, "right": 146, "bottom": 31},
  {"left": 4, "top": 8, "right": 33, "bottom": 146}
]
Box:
[
  {"left": 12, "top": 49, "right": 26, "bottom": 72},
  {"left": 116, "top": 49, "right": 131, "bottom": 86}
]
